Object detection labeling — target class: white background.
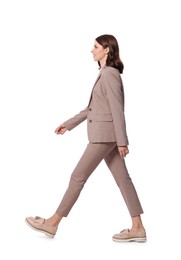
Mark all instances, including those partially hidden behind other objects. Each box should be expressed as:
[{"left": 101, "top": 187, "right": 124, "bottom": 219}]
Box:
[{"left": 0, "top": 0, "right": 181, "bottom": 259}]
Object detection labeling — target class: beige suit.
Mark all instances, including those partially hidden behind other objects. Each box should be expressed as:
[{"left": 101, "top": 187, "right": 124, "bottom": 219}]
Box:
[
  {"left": 63, "top": 66, "right": 128, "bottom": 146},
  {"left": 56, "top": 66, "right": 143, "bottom": 218}
]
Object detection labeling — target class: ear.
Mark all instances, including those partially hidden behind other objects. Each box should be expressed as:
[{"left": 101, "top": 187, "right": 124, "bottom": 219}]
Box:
[{"left": 105, "top": 47, "right": 109, "bottom": 54}]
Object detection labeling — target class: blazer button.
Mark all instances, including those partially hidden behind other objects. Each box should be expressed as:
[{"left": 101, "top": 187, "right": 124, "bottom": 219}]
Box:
[{"left": 89, "top": 119, "right": 92, "bottom": 123}]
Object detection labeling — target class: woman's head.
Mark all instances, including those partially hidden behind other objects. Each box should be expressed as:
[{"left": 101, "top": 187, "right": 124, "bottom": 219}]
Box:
[{"left": 92, "top": 34, "right": 124, "bottom": 74}]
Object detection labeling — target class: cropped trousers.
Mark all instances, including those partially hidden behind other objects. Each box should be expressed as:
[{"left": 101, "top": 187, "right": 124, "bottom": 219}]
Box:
[{"left": 56, "top": 142, "right": 143, "bottom": 217}]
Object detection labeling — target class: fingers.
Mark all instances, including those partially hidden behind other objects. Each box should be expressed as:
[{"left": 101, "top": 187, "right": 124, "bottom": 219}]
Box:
[
  {"left": 118, "top": 146, "right": 129, "bottom": 159},
  {"left": 55, "top": 125, "right": 67, "bottom": 135},
  {"left": 55, "top": 127, "right": 61, "bottom": 134},
  {"left": 122, "top": 150, "right": 129, "bottom": 158},
  {"left": 119, "top": 152, "right": 127, "bottom": 159}
]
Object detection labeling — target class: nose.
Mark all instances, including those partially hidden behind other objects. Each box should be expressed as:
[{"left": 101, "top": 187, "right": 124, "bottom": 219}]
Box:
[{"left": 91, "top": 47, "right": 95, "bottom": 53}]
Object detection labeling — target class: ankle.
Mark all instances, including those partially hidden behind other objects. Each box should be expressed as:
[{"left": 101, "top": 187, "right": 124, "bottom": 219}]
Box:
[
  {"left": 45, "top": 214, "right": 62, "bottom": 226},
  {"left": 131, "top": 226, "right": 145, "bottom": 231},
  {"left": 131, "top": 215, "right": 145, "bottom": 230}
]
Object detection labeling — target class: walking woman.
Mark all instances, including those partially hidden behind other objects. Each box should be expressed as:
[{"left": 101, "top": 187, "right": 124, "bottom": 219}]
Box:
[{"left": 25, "top": 34, "right": 147, "bottom": 242}]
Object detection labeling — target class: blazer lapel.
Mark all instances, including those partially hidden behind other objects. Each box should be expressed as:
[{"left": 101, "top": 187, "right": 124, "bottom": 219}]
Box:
[{"left": 87, "top": 68, "right": 103, "bottom": 106}]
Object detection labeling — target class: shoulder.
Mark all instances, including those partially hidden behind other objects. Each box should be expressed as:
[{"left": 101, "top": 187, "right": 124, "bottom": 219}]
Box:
[
  {"left": 101, "top": 66, "right": 122, "bottom": 85},
  {"left": 101, "top": 66, "right": 120, "bottom": 78}
]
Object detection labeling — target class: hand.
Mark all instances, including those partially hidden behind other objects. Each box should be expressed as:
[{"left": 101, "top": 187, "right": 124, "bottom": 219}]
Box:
[
  {"left": 118, "top": 146, "right": 129, "bottom": 159},
  {"left": 55, "top": 124, "right": 67, "bottom": 135}
]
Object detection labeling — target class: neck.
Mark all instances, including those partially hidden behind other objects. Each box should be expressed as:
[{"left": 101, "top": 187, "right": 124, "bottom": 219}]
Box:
[{"left": 100, "top": 62, "right": 106, "bottom": 68}]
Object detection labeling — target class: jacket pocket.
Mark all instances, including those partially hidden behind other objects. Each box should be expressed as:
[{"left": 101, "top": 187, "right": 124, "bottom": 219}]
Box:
[{"left": 95, "top": 114, "right": 113, "bottom": 122}]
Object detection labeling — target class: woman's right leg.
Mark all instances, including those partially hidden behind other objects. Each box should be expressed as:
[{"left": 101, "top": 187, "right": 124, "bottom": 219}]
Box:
[
  {"left": 104, "top": 146, "right": 144, "bottom": 217},
  {"left": 104, "top": 146, "right": 146, "bottom": 241}
]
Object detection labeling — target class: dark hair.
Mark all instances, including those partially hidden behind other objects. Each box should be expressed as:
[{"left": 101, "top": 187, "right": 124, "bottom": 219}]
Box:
[{"left": 95, "top": 34, "right": 124, "bottom": 74}]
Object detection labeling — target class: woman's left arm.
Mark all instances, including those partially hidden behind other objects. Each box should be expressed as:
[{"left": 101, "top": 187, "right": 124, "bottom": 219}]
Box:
[
  {"left": 102, "top": 67, "right": 129, "bottom": 147},
  {"left": 118, "top": 146, "right": 129, "bottom": 159}
]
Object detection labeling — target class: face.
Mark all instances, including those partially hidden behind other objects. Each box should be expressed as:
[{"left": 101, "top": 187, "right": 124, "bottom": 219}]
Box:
[{"left": 91, "top": 40, "right": 109, "bottom": 65}]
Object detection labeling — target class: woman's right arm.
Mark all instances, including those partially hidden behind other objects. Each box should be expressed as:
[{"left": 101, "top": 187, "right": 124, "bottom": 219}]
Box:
[
  {"left": 55, "top": 107, "right": 88, "bottom": 135},
  {"left": 55, "top": 124, "right": 67, "bottom": 135}
]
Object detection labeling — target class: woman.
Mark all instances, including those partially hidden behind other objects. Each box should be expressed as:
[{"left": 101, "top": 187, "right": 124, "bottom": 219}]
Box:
[{"left": 25, "top": 34, "right": 146, "bottom": 242}]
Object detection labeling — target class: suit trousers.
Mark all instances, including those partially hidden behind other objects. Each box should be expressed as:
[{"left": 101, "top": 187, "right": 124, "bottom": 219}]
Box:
[{"left": 56, "top": 142, "right": 143, "bottom": 217}]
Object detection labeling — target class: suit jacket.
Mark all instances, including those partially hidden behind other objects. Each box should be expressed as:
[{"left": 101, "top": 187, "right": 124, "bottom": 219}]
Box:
[{"left": 63, "top": 65, "right": 129, "bottom": 146}]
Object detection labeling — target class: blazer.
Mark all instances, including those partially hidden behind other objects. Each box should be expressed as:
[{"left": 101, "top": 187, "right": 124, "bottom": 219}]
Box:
[{"left": 63, "top": 65, "right": 129, "bottom": 146}]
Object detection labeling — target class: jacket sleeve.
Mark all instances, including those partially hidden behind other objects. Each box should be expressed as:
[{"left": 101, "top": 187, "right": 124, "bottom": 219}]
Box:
[
  {"left": 63, "top": 107, "right": 88, "bottom": 131},
  {"left": 101, "top": 68, "right": 129, "bottom": 146}
]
